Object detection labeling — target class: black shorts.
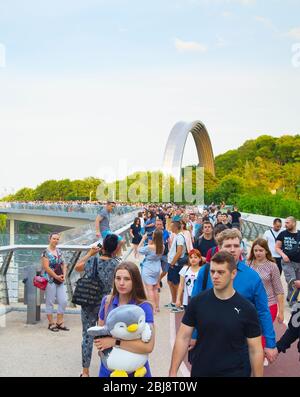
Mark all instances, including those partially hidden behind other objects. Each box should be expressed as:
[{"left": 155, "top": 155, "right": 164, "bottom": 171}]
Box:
[{"left": 167, "top": 265, "right": 182, "bottom": 285}]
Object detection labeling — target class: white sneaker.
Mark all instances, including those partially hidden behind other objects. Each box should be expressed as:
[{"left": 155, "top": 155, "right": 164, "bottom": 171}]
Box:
[
  {"left": 171, "top": 307, "right": 184, "bottom": 313},
  {"left": 264, "top": 358, "right": 269, "bottom": 367},
  {"left": 164, "top": 303, "right": 176, "bottom": 309}
]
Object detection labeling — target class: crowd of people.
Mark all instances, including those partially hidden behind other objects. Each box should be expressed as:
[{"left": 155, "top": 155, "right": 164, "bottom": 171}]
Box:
[{"left": 39, "top": 200, "right": 300, "bottom": 378}]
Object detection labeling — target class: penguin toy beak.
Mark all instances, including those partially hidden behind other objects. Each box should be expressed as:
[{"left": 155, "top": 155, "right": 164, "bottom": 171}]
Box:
[{"left": 127, "top": 323, "right": 138, "bottom": 333}]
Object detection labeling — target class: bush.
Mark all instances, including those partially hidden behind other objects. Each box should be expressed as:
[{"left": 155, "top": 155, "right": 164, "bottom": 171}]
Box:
[{"left": 237, "top": 193, "right": 300, "bottom": 219}]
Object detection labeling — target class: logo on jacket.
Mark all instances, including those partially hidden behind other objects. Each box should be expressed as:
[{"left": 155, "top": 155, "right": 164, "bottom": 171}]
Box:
[{"left": 234, "top": 307, "right": 241, "bottom": 315}]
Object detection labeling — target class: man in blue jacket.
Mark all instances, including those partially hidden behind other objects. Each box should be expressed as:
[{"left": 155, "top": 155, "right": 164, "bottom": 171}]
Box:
[{"left": 191, "top": 229, "right": 278, "bottom": 374}]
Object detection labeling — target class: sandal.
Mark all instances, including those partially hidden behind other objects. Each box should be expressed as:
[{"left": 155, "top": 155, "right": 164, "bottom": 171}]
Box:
[
  {"left": 48, "top": 323, "right": 59, "bottom": 332},
  {"left": 56, "top": 323, "right": 70, "bottom": 331}
]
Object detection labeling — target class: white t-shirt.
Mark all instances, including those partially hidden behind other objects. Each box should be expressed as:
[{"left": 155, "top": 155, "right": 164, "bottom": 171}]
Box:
[
  {"left": 263, "top": 228, "right": 284, "bottom": 258},
  {"left": 179, "top": 266, "right": 200, "bottom": 306},
  {"left": 191, "top": 221, "right": 198, "bottom": 238},
  {"left": 168, "top": 233, "right": 186, "bottom": 265},
  {"left": 139, "top": 217, "right": 145, "bottom": 228}
]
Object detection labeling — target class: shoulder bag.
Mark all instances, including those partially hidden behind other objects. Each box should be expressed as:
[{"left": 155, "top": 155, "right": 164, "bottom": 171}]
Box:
[{"left": 72, "top": 256, "right": 105, "bottom": 306}]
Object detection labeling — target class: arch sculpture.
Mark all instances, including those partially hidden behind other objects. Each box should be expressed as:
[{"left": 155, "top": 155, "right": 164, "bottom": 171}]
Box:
[{"left": 162, "top": 120, "right": 215, "bottom": 181}]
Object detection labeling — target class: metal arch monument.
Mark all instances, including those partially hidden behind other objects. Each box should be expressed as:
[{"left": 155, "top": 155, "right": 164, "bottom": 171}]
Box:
[{"left": 162, "top": 120, "right": 215, "bottom": 181}]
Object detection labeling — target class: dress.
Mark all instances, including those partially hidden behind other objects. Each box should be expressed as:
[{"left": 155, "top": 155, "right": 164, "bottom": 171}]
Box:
[
  {"left": 139, "top": 245, "right": 162, "bottom": 285},
  {"left": 130, "top": 224, "right": 142, "bottom": 244}
]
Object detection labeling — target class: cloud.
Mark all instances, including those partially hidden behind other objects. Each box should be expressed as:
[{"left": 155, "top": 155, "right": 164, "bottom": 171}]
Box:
[
  {"left": 286, "top": 27, "right": 300, "bottom": 40},
  {"left": 174, "top": 38, "right": 207, "bottom": 52},
  {"left": 254, "top": 16, "right": 278, "bottom": 32}
]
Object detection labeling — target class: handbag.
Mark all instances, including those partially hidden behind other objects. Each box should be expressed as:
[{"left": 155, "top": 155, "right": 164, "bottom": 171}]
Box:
[
  {"left": 72, "top": 257, "right": 104, "bottom": 306},
  {"left": 53, "top": 262, "right": 64, "bottom": 285},
  {"left": 33, "top": 275, "right": 48, "bottom": 290}
]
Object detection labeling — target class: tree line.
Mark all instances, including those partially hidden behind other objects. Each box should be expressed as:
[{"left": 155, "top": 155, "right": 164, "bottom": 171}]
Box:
[{"left": 1, "top": 134, "right": 299, "bottom": 225}]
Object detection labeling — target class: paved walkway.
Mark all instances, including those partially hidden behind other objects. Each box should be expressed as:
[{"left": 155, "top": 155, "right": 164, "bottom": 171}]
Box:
[
  {"left": 0, "top": 252, "right": 298, "bottom": 377},
  {"left": 0, "top": 250, "right": 184, "bottom": 377}
]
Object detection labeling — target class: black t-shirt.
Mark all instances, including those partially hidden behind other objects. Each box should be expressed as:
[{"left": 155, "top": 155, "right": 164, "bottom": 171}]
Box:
[
  {"left": 182, "top": 289, "right": 261, "bottom": 377},
  {"left": 276, "top": 230, "right": 300, "bottom": 262},
  {"left": 194, "top": 236, "right": 217, "bottom": 256},
  {"left": 231, "top": 211, "right": 241, "bottom": 224}
]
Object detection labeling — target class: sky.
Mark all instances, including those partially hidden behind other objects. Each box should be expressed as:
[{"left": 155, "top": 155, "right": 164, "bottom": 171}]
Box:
[{"left": 0, "top": 0, "right": 300, "bottom": 195}]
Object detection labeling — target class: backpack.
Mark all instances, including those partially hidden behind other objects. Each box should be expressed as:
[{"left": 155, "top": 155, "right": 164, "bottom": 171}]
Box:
[{"left": 72, "top": 256, "right": 104, "bottom": 307}]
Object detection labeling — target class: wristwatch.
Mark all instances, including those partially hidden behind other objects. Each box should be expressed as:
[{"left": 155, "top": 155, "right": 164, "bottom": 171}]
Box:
[{"left": 115, "top": 339, "right": 121, "bottom": 348}]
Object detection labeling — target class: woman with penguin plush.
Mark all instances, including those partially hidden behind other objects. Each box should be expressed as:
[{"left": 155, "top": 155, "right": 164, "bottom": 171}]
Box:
[{"left": 94, "top": 261, "right": 155, "bottom": 377}]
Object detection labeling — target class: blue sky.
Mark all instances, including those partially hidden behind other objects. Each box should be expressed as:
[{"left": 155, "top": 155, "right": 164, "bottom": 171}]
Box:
[
  {"left": 0, "top": 0, "right": 300, "bottom": 193},
  {"left": 1, "top": 0, "right": 300, "bottom": 72}
]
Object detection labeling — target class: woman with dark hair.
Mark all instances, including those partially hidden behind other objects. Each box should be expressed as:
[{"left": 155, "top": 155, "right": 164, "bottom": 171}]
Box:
[
  {"left": 247, "top": 238, "right": 285, "bottom": 361},
  {"left": 95, "top": 261, "right": 155, "bottom": 377},
  {"left": 130, "top": 217, "right": 142, "bottom": 258},
  {"left": 137, "top": 230, "right": 164, "bottom": 313},
  {"left": 74, "top": 233, "right": 120, "bottom": 377},
  {"left": 41, "top": 232, "right": 68, "bottom": 332}
]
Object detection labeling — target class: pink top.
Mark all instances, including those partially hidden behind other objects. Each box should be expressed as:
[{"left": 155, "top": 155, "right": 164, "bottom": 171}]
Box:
[{"left": 247, "top": 259, "right": 284, "bottom": 307}]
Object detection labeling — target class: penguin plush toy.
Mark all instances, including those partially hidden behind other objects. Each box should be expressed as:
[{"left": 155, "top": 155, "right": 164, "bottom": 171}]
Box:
[{"left": 88, "top": 304, "right": 152, "bottom": 377}]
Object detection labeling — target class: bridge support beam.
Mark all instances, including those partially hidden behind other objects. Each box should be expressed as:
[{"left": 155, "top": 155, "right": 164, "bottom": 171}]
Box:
[{"left": 9, "top": 219, "right": 14, "bottom": 245}]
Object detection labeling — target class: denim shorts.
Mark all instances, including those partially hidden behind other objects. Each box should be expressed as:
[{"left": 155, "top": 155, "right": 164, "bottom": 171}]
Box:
[
  {"left": 167, "top": 265, "right": 182, "bottom": 285},
  {"left": 161, "top": 256, "right": 169, "bottom": 273}
]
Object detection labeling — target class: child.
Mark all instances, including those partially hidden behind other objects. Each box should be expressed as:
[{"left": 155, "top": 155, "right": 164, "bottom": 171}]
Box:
[{"left": 172, "top": 249, "right": 203, "bottom": 313}]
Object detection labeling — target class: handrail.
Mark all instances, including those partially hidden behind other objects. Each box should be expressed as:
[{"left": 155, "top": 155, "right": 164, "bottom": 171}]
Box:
[{"left": 0, "top": 222, "right": 134, "bottom": 306}]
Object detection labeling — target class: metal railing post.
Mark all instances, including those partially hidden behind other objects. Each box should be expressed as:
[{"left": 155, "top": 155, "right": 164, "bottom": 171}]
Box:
[
  {"left": 25, "top": 265, "right": 40, "bottom": 324},
  {"left": 66, "top": 250, "right": 83, "bottom": 307},
  {"left": 0, "top": 250, "right": 14, "bottom": 305}
]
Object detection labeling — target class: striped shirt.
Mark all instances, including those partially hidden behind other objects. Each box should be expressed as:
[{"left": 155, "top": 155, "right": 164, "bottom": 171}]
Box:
[{"left": 247, "top": 259, "right": 284, "bottom": 307}]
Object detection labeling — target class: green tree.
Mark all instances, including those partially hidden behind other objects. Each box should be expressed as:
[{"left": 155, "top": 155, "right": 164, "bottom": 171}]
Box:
[
  {"left": 34, "top": 180, "right": 59, "bottom": 200},
  {"left": 211, "top": 175, "right": 246, "bottom": 204},
  {"left": 13, "top": 187, "right": 35, "bottom": 201}
]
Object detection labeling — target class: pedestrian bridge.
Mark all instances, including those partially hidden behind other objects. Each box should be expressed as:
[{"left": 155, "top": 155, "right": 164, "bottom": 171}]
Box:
[
  {"left": 0, "top": 209, "right": 299, "bottom": 377},
  {"left": 0, "top": 202, "right": 137, "bottom": 229}
]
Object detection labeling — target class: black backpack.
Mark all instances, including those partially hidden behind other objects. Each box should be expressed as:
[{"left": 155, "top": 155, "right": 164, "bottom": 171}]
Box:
[{"left": 72, "top": 256, "right": 104, "bottom": 307}]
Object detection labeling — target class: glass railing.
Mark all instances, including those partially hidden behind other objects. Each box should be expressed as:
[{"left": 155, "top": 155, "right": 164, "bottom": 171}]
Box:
[{"left": 0, "top": 209, "right": 139, "bottom": 304}]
